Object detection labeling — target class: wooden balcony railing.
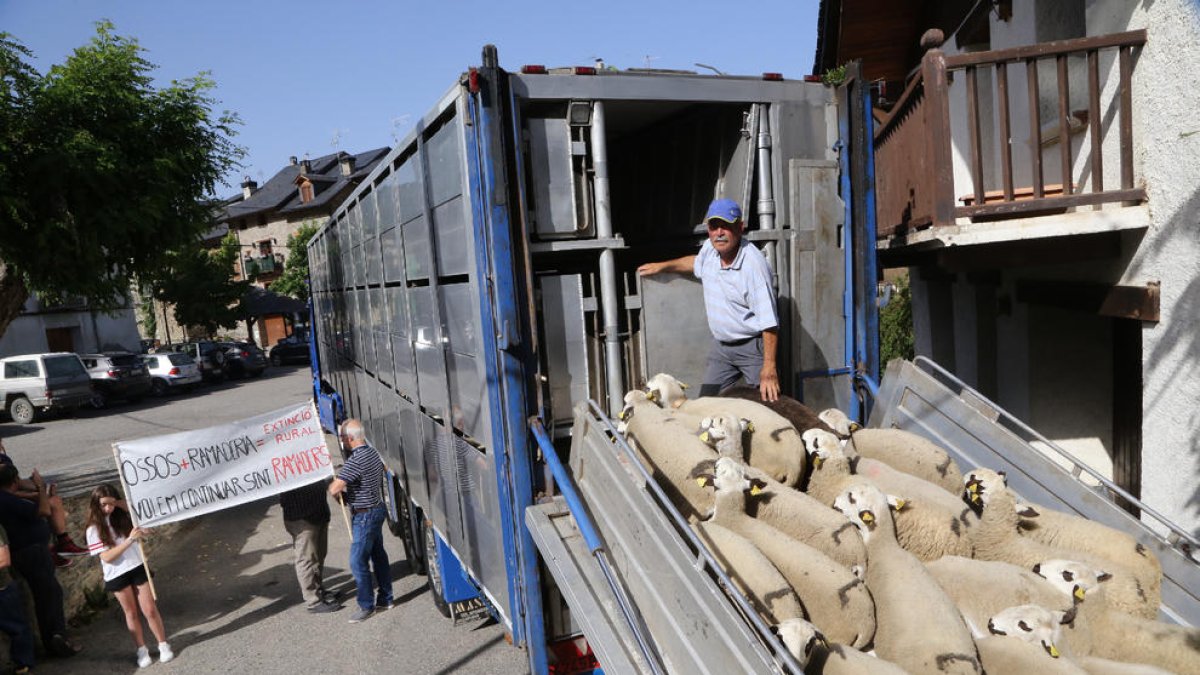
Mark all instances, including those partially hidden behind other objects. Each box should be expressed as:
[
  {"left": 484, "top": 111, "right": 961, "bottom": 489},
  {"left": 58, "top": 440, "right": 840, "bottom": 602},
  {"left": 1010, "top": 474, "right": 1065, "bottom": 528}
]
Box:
[{"left": 874, "top": 28, "right": 1147, "bottom": 239}]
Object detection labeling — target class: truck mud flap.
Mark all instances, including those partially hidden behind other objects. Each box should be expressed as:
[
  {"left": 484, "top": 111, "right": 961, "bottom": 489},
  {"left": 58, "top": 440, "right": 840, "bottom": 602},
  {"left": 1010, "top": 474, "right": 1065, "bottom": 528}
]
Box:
[{"left": 870, "top": 357, "right": 1200, "bottom": 627}]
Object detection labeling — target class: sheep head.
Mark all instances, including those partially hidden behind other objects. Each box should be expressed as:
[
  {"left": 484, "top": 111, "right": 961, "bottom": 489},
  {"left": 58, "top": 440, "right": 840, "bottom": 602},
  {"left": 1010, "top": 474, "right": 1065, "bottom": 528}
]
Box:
[
  {"left": 1031, "top": 559, "right": 1111, "bottom": 605},
  {"left": 772, "top": 618, "right": 826, "bottom": 667},
  {"left": 645, "top": 372, "right": 688, "bottom": 409},
  {"left": 832, "top": 481, "right": 907, "bottom": 544},
  {"left": 963, "top": 468, "right": 1007, "bottom": 511},
  {"left": 697, "top": 415, "right": 752, "bottom": 458},
  {"left": 694, "top": 457, "right": 766, "bottom": 494},
  {"left": 817, "top": 408, "right": 860, "bottom": 436},
  {"left": 801, "top": 428, "right": 843, "bottom": 468},
  {"left": 986, "top": 604, "right": 1071, "bottom": 658}
]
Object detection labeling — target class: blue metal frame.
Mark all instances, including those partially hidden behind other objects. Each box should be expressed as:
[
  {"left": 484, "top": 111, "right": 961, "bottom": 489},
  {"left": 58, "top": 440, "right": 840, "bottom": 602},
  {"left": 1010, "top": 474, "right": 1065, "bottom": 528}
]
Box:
[
  {"left": 837, "top": 111, "right": 860, "bottom": 423},
  {"left": 853, "top": 83, "right": 881, "bottom": 419},
  {"left": 464, "top": 64, "right": 549, "bottom": 674}
]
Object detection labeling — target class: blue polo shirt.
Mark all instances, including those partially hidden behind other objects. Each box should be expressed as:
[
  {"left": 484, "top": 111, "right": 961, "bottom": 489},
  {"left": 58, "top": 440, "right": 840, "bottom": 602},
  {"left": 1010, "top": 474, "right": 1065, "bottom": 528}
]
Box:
[{"left": 693, "top": 239, "right": 778, "bottom": 342}]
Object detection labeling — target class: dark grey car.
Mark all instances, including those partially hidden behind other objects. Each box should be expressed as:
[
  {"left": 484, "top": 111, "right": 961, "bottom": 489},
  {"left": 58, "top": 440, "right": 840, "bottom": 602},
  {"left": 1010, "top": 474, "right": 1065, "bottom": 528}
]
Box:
[{"left": 219, "top": 341, "right": 267, "bottom": 378}]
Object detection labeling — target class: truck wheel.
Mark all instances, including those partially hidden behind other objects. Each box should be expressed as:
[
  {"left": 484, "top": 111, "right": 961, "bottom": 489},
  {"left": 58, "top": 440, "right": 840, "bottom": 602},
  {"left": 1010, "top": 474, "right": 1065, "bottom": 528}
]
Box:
[
  {"left": 423, "top": 521, "right": 451, "bottom": 618},
  {"left": 8, "top": 397, "right": 36, "bottom": 425}
]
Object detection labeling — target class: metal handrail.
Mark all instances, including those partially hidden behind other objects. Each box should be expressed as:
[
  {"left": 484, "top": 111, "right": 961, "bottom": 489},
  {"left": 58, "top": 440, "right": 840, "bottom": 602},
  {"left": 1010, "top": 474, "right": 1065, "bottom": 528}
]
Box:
[
  {"left": 584, "top": 400, "right": 806, "bottom": 674},
  {"left": 912, "top": 355, "right": 1200, "bottom": 554},
  {"left": 529, "top": 417, "right": 666, "bottom": 675}
]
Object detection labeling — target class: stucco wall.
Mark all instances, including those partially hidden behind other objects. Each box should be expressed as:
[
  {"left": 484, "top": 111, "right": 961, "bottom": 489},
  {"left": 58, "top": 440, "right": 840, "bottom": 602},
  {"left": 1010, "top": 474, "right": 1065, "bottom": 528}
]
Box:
[{"left": 0, "top": 307, "right": 140, "bottom": 357}]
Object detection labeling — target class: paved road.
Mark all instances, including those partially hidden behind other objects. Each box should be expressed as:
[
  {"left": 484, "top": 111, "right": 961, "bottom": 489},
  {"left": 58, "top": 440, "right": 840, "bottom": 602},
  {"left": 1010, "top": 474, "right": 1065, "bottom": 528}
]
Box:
[
  {"left": 0, "top": 366, "right": 314, "bottom": 496},
  {"left": 3, "top": 363, "right": 529, "bottom": 674}
]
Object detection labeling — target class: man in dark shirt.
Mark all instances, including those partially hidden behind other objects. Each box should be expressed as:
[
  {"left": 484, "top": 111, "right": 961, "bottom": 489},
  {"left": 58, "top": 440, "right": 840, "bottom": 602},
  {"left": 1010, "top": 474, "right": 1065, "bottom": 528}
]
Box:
[
  {"left": 0, "top": 465, "right": 79, "bottom": 658},
  {"left": 0, "top": 525, "right": 36, "bottom": 673},
  {"left": 280, "top": 480, "right": 340, "bottom": 613},
  {"left": 329, "top": 419, "right": 393, "bottom": 623}
]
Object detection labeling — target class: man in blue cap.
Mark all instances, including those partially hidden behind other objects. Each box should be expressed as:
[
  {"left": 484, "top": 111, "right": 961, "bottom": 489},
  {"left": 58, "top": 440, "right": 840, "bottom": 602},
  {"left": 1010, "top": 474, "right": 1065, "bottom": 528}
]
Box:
[{"left": 637, "top": 198, "right": 780, "bottom": 402}]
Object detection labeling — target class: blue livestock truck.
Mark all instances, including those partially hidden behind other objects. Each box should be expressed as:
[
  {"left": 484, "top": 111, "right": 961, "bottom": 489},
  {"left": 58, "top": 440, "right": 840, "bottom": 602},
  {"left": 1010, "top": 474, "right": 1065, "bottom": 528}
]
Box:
[{"left": 306, "top": 47, "right": 1199, "bottom": 674}]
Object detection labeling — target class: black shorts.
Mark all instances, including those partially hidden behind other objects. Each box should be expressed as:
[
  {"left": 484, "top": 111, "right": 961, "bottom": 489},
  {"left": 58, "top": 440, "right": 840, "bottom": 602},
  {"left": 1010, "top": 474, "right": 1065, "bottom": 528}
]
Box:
[{"left": 104, "top": 565, "right": 148, "bottom": 593}]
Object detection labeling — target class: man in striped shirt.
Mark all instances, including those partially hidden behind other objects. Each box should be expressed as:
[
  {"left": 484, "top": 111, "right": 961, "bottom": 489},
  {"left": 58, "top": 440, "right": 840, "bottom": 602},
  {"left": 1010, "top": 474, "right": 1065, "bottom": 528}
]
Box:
[{"left": 329, "top": 419, "right": 394, "bottom": 623}]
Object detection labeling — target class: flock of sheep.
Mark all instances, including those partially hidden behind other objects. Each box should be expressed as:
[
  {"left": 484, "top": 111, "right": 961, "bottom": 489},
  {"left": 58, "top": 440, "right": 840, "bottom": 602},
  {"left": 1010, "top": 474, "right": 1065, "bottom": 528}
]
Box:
[{"left": 615, "top": 373, "right": 1198, "bottom": 674}]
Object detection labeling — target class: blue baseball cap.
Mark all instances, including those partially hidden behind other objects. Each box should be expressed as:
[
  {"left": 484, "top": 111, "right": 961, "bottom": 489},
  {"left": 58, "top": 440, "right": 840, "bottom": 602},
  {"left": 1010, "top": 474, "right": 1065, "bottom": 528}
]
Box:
[{"left": 705, "top": 198, "right": 742, "bottom": 224}]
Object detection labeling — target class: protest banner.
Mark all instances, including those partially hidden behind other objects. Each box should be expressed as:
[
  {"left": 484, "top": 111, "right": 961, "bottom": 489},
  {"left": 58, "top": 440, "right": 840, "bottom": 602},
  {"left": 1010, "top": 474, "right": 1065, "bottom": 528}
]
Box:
[{"left": 113, "top": 401, "right": 333, "bottom": 528}]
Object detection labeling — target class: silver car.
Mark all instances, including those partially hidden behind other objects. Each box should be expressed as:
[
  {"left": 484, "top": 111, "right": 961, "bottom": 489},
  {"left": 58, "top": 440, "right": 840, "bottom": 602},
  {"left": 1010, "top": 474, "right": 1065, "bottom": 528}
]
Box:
[
  {"left": 0, "top": 353, "right": 93, "bottom": 424},
  {"left": 141, "top": 352, "right": 202, "bottom": 396}
]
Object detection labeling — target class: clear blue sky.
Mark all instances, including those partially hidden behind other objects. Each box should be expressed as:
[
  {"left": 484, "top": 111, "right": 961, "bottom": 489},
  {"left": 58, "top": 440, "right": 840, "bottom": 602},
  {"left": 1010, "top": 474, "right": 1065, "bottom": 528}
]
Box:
[{"left": 1, "top": 0, "right": 820, "bottom": 195}]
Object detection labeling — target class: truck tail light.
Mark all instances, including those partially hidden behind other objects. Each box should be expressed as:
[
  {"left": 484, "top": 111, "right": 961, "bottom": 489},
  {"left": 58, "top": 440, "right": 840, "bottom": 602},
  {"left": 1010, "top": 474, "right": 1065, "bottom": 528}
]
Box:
[{"left": 168, "top": 367, "right": 181, "bottom": 375}]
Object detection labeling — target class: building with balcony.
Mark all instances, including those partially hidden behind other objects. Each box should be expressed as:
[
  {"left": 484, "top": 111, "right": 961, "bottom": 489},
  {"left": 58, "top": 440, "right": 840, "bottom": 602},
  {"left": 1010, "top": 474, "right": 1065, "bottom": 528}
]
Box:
[
  {"left": 816, "top": 0, "right": 1200, "bottom": 535},
  {"left": 215, "top": 148, "right": 388, "bottom": 347}
]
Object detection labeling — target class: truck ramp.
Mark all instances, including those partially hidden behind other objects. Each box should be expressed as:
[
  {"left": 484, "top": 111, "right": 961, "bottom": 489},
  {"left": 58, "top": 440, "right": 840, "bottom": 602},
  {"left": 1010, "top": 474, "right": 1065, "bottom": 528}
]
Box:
[
  {"left": 527, "top": 402, "right": 801, "bottom": 674},
  {"left": 870, "top": 357, "right": 1200, "bottom": 626}
]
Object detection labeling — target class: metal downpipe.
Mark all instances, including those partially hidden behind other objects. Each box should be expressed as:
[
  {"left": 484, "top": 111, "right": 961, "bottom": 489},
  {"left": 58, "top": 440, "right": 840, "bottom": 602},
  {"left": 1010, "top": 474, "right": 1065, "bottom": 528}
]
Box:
[
  {"left": 591, "top": 101, "right": 625, "bottom": 414},
  {"left": 754, "top": 104, "right": 777, "bottom": 266}
]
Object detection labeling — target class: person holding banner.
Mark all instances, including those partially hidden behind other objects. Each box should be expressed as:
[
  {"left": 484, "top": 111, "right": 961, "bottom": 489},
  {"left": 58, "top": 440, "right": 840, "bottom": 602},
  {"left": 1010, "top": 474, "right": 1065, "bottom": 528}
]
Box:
[
  {"left": 328, "top": 419, "right": 393, "bottom": 624},
  {"left": 85, "top": 485, "right": 175, "bottom": 667},
  {"left": 280, "top": 480, "right": 341, "bottom": 613}
]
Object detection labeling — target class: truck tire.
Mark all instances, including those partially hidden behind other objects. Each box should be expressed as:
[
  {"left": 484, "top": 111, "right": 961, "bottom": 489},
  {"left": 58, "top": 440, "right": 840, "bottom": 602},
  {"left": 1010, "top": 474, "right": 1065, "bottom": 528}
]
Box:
[
  {"left": 423, "top": 521, "right": 451, "bottom": 618},
  {"left": 8, "top": 397, "right": 36, "bottom": 425}
]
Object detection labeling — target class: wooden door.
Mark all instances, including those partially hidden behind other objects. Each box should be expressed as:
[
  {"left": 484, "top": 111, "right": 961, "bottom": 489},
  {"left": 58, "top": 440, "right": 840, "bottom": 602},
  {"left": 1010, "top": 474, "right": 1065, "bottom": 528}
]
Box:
[{"left": 45, "top": 327, "right": 74, "bottom": 353}]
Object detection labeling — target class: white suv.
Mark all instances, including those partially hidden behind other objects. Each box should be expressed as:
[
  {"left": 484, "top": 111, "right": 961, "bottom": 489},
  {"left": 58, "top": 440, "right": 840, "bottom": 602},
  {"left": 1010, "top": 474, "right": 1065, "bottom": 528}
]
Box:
[
  {"left": 0, "top": 353, "right": 93, "bottom": 424},
  {"left": 141, "top": 352, "right": 202, "bottom": 396}
]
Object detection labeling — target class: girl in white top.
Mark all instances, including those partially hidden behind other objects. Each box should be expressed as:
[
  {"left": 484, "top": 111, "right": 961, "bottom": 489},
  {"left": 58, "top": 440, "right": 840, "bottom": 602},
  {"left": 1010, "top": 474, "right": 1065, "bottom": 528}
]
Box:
[{"left": 85, "top": 484, "right": 174, "bottom": 668}]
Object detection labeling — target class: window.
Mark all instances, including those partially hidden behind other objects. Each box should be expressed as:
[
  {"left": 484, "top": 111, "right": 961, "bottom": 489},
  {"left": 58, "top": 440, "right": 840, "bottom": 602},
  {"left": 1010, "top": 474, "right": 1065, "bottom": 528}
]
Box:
[
  {"left": 144, "top": 357, "right": 159, "bottom": 369},
  {"left": 168, "top": 353, "right": 192, "bottom": 366},
  {"left": 299, "top": 179, "right": 315, "bottom": 204},
  {"left": 4, "top": 360, "right": 39, "bottom": 378},
  {"left": 44, "top": 355, "right": 85, "bottom": 377},
  {"left": 258, "top": 240, "right": 274, "bottom": 257}
]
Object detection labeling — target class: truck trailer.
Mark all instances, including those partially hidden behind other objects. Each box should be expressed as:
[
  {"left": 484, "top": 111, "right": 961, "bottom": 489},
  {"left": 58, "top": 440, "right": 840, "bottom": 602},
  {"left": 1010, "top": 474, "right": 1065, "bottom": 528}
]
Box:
[{"left": 305, "top": 46, "right": 1198, "bottom": 673}]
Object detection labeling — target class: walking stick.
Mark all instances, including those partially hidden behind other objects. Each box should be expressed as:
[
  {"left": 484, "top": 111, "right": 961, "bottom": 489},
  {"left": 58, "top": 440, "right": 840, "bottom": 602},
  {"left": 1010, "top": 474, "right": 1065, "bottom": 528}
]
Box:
[{"left": 111, "top": 444, "right": 159, "bottom": 601}]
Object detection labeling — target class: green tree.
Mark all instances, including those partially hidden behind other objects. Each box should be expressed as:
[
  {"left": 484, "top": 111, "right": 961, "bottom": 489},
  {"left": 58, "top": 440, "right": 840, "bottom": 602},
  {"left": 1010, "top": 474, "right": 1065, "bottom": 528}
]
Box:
[
  {"left": 270, "top": 222, "right": 319, "bottom": 301},
  {"left": 0, "top": 23, "right": 241, "bottom": 337},
  {"left": 880, "top": 274, "right": 915, "bottom": 365},
  {"left": 149, "top": 236, "right": 248, "bottom": 336}
]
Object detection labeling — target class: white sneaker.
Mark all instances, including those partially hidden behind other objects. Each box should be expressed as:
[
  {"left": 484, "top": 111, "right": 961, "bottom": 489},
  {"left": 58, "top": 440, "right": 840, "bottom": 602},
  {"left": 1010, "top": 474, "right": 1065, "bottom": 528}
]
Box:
[
  {"left": 158, "top": 641, "right": 175, "bottom": 663},
  {"left": 137, "top": 646, "right": 152, "bottom": 668}
]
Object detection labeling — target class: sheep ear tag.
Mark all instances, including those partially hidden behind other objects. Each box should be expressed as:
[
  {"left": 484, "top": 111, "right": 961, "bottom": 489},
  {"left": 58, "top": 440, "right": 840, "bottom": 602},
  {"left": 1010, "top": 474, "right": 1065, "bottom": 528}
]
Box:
[
  {"left": 748, "top": 479, "right": 768, "bottom": 496},
  {"left": 859, "top": 509, "right": 877, "bottom": 530},
  {"left": 617, "top": 409, "right": 628, "bottom": 421},
  {"left": 887, "top": 495, "right": 908, "bottom": 511},
  {"left": 699, "top": 431, "right": 711, "bottom": 444},
  {"left": 1045, "top": 642, "right": 1061, "bottom": 659},
  {"left": 1073, "top": 586, "right": 1086, "bottom": 602},
  {"left": 646, "top": 390, "right": 658, "bottom": 402},
  {"left": 679, "top": 381, "right": 689, "bottom": 390},
  {"left": 695, "top": 475, "right": 715, "bottom": 488},
  {"left": 744, "top": 420, "right": 755, "bottom": 433}
]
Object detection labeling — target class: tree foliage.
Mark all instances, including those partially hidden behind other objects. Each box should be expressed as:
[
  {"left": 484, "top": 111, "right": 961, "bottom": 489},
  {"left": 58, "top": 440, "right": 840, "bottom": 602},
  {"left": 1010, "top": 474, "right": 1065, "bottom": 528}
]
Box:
[
  {"left": 880, "top": 273, "right": 915, "bottom": 365},
  {"left": 269, "top": 221, "right": 318, "bottom": 302},
  {"left": 149, "top": 235, "right": 248, "bottom": 336},
  {"left": 0, "top": 23, "right": 242, "bottom": 336}
]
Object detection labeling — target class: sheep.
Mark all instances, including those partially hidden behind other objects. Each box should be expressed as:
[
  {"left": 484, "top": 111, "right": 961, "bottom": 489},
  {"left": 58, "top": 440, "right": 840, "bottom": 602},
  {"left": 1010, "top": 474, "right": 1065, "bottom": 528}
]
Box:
[
  {"left": 977, "top": 604, "right": 1087, "bottom": 674},
  {"left": 832, "top": 481, "right": 983, "bottom": 674},
  {"left": 698, "top": 457, "right": 876, "bottom": 649},
  {"left": 965, "top": 469, "right": 1157, "bottom": 620},
  {"left": 693, "top": 521, "right": 806, "bottom": 625},
  {"left": 619, "top": 389, "right": 717, "bottom": 521},
  {"left": 1014, "top": 499, "right": 1162, "bottom": 611},
  {"left": 925, "top": 555, "right": 1075, "bottom": 637},
  {"left": 719, "top": 384, "right": 839, "bottom": 436},
  {"left": 1032, "top": 558, "right": 1200, "bottom": 674},
  {"left": 696, "top": 416, "right": 867, "bottom": 570},
  {"left": 644, "top": 372, "right": 807, "bottom": 487},
  {"left": 818, "top": 408, "right": 965, "bottom": 496},
  {"left": 804, "top": 428, "right": 977, "bottom": 561},
  {"left": 985, "top": 603, "right": 1177, "bottom": 675},
  {"left": 775, "top": 618, "right": 909, "bottom": 675}
]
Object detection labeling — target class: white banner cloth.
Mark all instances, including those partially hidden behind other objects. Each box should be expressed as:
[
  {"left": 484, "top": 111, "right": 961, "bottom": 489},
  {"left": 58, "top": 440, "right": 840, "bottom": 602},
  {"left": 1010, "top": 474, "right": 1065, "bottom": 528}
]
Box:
[{"left": 114, "top": 402, "right": 332, "bottom": 527}]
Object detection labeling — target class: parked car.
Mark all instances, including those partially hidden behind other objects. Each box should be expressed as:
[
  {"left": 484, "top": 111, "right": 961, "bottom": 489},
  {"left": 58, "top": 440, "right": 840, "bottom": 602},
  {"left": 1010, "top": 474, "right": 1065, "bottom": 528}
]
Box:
[
  {"left": 268, "top": 334, "right": 311, "bottom": 366},
  {"left": 141, "top": 352, "right": 202, "bottom": 396},
  {"left": 218, "top": 341, "right": 267, "bottom": 378},
  {"left": 0, "top": 353, "right": 93, "bottom": 424},
  {"left": 166, "top": 341, "right": 227, "bottom": 383},
  {"left": 78, "top": 352, "right": 153, "bottom": 408}
]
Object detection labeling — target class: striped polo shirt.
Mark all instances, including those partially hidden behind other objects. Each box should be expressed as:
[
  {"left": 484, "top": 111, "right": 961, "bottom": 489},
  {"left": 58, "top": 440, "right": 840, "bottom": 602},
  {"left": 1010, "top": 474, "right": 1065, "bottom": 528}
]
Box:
[
  {"left": 693, "top": 239, "right": 778, "bottom": 342},
  {"left": 338, "top": 443, "right": 385, "bottom": 510}
]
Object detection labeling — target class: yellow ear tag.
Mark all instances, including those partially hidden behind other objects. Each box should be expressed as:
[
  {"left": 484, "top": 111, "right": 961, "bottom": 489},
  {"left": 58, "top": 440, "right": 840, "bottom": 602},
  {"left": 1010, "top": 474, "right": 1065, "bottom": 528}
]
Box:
[
  {"left": 850, "top": 423, "right": 862, "bottom": 432},
  {"left": 699, "top": 431, "right": 710, "bottom": 443},
  {"left": 1074, "top": 587, "right": 1086, "bottom": 602},
  {"left": 1047, "top": 644, "right": 1060, "bottom": 658},
  {"left": 618, "top": 410, "right": 628, "bottom": 420},
  {"left": 680, "top": 382, "right": 689, "bottom": 390},
  {"left": 745, "top": 422, "right": 755, "bottom": 433},
  {"left": 892, "top": 498, "right": 907, "bottom": 511},
  {"left": 646, "top": 391, "right": 658, "bottom": 402},
  {"left": 696, "top": 477, "right": 708, "bottom": 487},
  {"left": 860, "top": 511, "right": 875, "bottom": 525},
  {"left": 749, "top": 484, "right": 763, "bottom": 496},
  {"left": 812, "top": 457, "right": 824, "bottom": 469}
]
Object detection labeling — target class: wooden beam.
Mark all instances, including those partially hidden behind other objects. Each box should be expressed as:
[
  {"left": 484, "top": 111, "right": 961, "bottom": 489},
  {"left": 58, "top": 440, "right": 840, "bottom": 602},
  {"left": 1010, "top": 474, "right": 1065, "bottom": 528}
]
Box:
[{"left": 1015, "top": 280, "right": 1159, "bottom": 321}]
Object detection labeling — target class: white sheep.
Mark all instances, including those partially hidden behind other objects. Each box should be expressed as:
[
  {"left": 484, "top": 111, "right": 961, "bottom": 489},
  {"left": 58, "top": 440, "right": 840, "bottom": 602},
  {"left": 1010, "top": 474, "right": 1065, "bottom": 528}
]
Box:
[
  {"left": 832, "top": 481, "right": 983, "bottom": 674},
  {"left": 925, "top": 555, "right": 1075, "bottom": 638},
  {"left": 985, "top": 603, "right": 1177, "bottom": 675},
  {"left": 699, "top": 457, "right": 876, "bottom": 649},
  {"left": 804, "top": 428, "right": 977, "bottom": 561},
  {"left": 978, "top": 604, "right": 1086, "bottom": 674},
  {"left": 775, "top": 618, "right": 909, "bottom": 675},
  {"left": 1014, "top": 499, "right": 1162, "bottom": 612},
  {"left": 693, "top": 521, "right": 805, "bottom": 625},
  {"left": 965, "top": 469, "right": 1157, "bottom": 620},
  {"left": 1032, "top": 559, "right": 1200, "bottom": 674},
  {"left": 697, "top": 416, "right": 867, "bottom": 570},
  {"left": 619, "top": 389, "right": 717, "bottom": 521},
  {"left": 645, "top": 372, "right": 807, "bottom": 487}
]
